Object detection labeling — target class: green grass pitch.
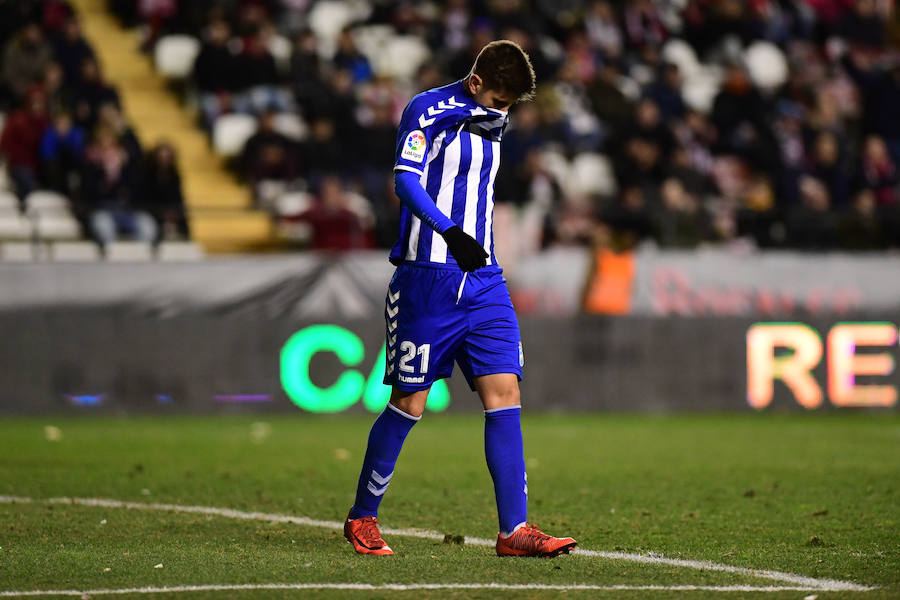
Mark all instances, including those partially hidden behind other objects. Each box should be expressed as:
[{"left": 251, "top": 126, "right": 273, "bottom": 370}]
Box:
[{"left": 0, "top": 413, "right": 897, "bottom": 599}]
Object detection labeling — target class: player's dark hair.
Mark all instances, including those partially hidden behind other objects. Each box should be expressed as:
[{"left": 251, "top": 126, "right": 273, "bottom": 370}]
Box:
[{"left": 471, "top": 40, "right": 536, "bottom": 102}]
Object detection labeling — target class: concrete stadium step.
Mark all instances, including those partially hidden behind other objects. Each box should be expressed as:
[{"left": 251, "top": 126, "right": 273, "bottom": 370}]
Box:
[
  {"left": 69, "top": 0, "right": 268, "bottom": 254},
  {"left": 189, "top": 211, "right": 275, "bottom": 254}
]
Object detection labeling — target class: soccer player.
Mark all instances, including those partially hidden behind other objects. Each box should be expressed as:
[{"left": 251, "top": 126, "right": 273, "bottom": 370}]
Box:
[{"left": 343, "top": 40, "right": 577, "bottom": 557}]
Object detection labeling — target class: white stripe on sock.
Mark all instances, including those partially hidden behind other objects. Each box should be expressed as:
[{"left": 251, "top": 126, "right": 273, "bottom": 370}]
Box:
[
  {"left": 386, "top": 402, "right": 421, "bottom": 421},
  {"left": 499, "top": 521, "right": 527, "bottom": 539},
  {"left": 484, "top": 405, "right": 521, "bottom": 415}
]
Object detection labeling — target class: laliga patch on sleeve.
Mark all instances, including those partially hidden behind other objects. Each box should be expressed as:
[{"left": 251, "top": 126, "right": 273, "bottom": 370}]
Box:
[{"left": 400, "top": 130, "right": 427, "bottom": 162}]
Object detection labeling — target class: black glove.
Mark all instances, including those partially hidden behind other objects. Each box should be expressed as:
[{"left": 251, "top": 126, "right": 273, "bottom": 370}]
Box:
[{"left": 442, "top": 225, "right": 488, "bottom": 272}]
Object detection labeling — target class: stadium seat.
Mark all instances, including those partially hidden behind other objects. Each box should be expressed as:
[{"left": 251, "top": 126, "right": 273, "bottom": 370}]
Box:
[
  {"left": 272, "top": 112, "right": 308, "bottom": 141},
  {"left": 266, "top": 33, "right": 292, "bottom": 72},
  {"left": 345, "top": 191, "right": 375, "bottom": 228},
  {"left": 275, "top": 191, "right": 313, "bottom": 217},
  {"left": 380, "top": 36, "right": 431, "bottom": 79},
  {"left": 24, "top": 190, "right": 70, "bottom": 214},
  {"left": 0, "top": 190, "right": 19, "bottom": 211},
  {"left": 157, "top": 241, "right": 205, "bottom": 261},
  {"left": 0, "top": 209, "right": 33, "bottom": 240},
  {"left": 745, "top": 41, "right": 788, "bottom": 91},
  {"left": 33, "top": 212, "right": 82, "bottom": 241},
  {"left": 309, "top": 1, "right": 368, "bottom": 53},
  {"left": 106, "top": 241, "right": 154, "bottom": 262},
  {"left": 539, "top": 150, "right": 574, "bottom": 197},
  {"left": 0, "top": 241, "right": 36, "bottom": 262},
  {"left": 682, "top": 68, "right": 722, "bottom": 114},
  {"left": 154, "top": 35, "right": 201, "bottom": 79},
  {"left": 49, "top": 241, "right": 102, "bottom": 262},
  {"left": 0, "top": 164, "right": 11, "bottom": 192},
  {"left": 661, "top": 38, "right": 701, "bottom": 79},
  {"left": 571, "top": 153, "right": 617, "bottom": 197},
  {"left": 212, "top": 113, "right": 258, "bottom": 157},
  {"left": 351, "top": 24, "right": 395, "bottom": 63}
]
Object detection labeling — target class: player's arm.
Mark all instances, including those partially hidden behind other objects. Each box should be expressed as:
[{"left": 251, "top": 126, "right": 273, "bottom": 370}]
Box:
[
  {"left": 393, "top": 97, "right": 488, "bottom": 271},
  {"left": 393, "top": 171, "right": 488, "bottom": 271}
]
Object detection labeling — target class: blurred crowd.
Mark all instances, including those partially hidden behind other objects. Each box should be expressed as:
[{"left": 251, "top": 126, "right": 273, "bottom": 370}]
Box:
[
  {"left": 0, "top": 0, "right": 190, "bottom": 246},
  {"left": 33, "top": 0, "right": 900, "bottom": 253},
  {"left": 113, "top": 0, "right": 900, "bottom": 254}
]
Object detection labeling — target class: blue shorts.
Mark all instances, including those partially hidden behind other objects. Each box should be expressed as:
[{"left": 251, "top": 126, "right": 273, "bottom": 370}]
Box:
[{"left": 383, "top": 263, "right": 524, "bottom": 392}]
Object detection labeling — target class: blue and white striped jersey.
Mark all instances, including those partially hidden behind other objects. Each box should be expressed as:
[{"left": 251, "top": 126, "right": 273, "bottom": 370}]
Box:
[{"left": 390, "top": 80, "right": 509, "bottom": 267}]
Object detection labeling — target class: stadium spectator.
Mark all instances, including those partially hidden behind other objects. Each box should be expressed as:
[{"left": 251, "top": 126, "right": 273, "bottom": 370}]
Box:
[
  {"left": 82, "top": 125, "right": 156, "bottom": 246},
  {"left": 0, "top": 86, "right": 49, "bottom": 199},
  {"left": 298, "top": 118, "right": 344, "bottom": 185},
  {"left": 653, "top": 177, "right": 711, "bottom": 248},
  {"left": 786, "top": 176, "right": 839, "bottom": 251},
  {"left": 856, "top": 135, "right": 898, "bottom": 205},
  {"left": 333, "top": 29, "right": 373, "bottom": 84},
  {"left": 51, "top": 17, "right": 95, "bottom": 88},
  {"left": 288, "top": 29, "right": 324, "bottom": 112},
  {"left": 807, "top": 130, "right": 850, "bottom": 207},
  {"left": 241, "top": 109, "right": 299, "bottom": 207},
  {"left": 236, "top": 26, "right": 290, "bottom": 114},
  {"left": 839, "top": 188, "right": 885, "bottom": 250},
  {"left": 1, "top": 22, "right": 53, "bottom": 100},
  {"left": 192, "top": 19, "right": 240, "bottom": 128},
  {"left": 39, "top": 110, "right": 85, "bottom": 197},
  {"left": 70, "top": 56, "right": 120, "bottom": 130},
  {"left": 142, "top": 141, "right": 190, "bottom": 241},
  {"left": 116, "top": 0, "right": 900, "bottom": 253},
  {"left": 285, "top": 176, "right": 371, "bottom": 250}
]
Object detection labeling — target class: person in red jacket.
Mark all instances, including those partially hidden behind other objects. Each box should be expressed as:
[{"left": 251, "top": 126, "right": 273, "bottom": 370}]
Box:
[{"left": 0, "top": 86, "right": 49, "bottom": 200}]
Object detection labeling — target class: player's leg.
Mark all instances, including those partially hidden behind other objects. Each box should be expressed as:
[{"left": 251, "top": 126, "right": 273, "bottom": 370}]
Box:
[
  {"left": 349, "top": 387, "right": 428, "bottom": 520},
  {"left": 344, "top": 387, "right": 428, "bottom": 555},
  {"left": 345, "top": 264, "right": 465, "bottom": 555},
  {"left": 460, "top": 270, "right": 576, "bottom": 556},
  {"left": 474, "top": 373, "right": 576, "bottom": 557},
  {"left": 474, "top": 373, "right": 526, "bottom": 535}
]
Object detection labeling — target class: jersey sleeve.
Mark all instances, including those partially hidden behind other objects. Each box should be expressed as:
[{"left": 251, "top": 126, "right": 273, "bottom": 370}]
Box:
[{"left": 393, "top": 96, "right": 438, "bottom": 177}]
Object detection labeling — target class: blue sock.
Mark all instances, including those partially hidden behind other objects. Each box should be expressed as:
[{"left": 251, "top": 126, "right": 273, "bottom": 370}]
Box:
[
  {"left": 349, "top": 403, "right": 419, "bottom": 519},
  {"left": 484, "top": 406, "right": 527, "bottom": 536}
]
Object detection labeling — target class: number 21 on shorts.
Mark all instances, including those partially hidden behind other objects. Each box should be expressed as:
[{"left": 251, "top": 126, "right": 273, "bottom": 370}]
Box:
[{"left": 398, "top": 341, "right": 430, "bottom": 374}]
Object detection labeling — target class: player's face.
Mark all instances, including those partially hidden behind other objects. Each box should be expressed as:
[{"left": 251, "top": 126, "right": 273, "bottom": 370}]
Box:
[{"left": 467, "top": 74, "right": 516, "bottom": 112}]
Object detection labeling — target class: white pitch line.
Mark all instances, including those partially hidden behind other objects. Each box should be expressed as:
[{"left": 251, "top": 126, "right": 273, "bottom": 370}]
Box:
[
  {"left": 0, "top": 583, "right": 862, "bottom": 597},
  {"left": 0, "top": 495, "right": 873, "bottom": 593}
]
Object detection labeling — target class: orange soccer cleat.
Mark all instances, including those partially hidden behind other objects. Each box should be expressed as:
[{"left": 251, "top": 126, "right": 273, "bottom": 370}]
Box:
[
  {"left": 495, "top": 523, "right": 577, "bottom": 557},
  {"left": 344, "top": 513, "right": 394, "bottom": 555}
]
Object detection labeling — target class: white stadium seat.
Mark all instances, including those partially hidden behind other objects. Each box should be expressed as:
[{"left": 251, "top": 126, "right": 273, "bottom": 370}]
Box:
[
  {"left": 275, "top": 191, "right": 313, "bottom": 217},
  {"left": 0, "top": 241, "right": 36, "bottom": 262},
  {"left": 309, "top": 1, "right": 372, "bottom": 57},
  {"left": 106, "top": 241, "right": 154, "bottom": 262},
  {"left": 0, "top": 164, "right": 11, "bottom": 192},
  {"left": 344, "top": 191, "right": 375, "bottom": 228},
  {"left": 571, "top": 153, "right": 617, "bottom": 197},
  {"left": 661, "top": 38, "right": 701, "bottom": 79},
  {"left": 745, "top": 41, "right": 788, "bottom": 91},
  {"left": 212, "top": 113, "right": 258, "bottom": 157},
  {"left": 0, "top": 209, "right": 33, "bottom": 240},
  {"left": 156, "top": 241, "right": 205, "bottom": 262},
  {"left": 50, "top": 241, "right": 102, "bottom": 262},
  {"left": 24, "top": 190, "right": 70, "bottom": 214},
  {"left": 272, "top": 112, "right": 308, "bottom": 141},
  {"left": 351, "top": 24, "right": 395, "bottom": 63},
  {"left": 155, "top": 35, "right": 201, "bottom": 79},
  {"left": 539, "top": 150, "right": 574, "bottom": 197},
  {"left": 34, "top": 212, "right": 82, "bottom": 241},
  {"left": 379, "top": 35, "right": 431, "bottom": 80},
  {"left": 682, "top": 67, "right": 722, "bottom": 114},
  {"left": 0, "top": 190, "right": 19, "bottom": 211}
]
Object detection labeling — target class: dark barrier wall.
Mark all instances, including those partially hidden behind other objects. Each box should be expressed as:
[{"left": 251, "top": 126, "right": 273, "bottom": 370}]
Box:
[{"left": 2, "top": 308, "right": 897, "bottom": 414}]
